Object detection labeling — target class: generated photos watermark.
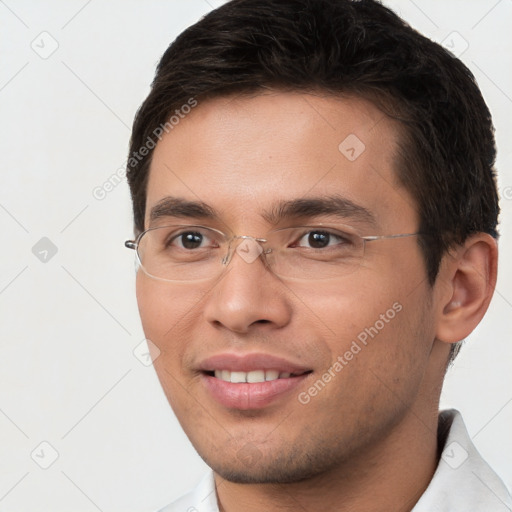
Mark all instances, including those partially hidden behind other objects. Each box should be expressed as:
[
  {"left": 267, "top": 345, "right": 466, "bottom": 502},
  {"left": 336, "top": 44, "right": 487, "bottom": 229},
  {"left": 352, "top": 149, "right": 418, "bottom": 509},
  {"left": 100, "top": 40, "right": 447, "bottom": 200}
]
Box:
[
  {"left": 298, "top": 301, "right": 403, "bottom": 405},
  {"left": 92, "top": 97, "right": 198, "bottom": 201}
]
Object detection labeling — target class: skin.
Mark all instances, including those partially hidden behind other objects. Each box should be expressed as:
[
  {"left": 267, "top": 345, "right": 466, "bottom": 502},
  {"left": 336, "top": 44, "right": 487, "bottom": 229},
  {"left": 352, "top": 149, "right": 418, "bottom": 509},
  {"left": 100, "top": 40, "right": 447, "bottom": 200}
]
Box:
[{"left": 135, "top": 92, "right": 497, "bottom": 512}]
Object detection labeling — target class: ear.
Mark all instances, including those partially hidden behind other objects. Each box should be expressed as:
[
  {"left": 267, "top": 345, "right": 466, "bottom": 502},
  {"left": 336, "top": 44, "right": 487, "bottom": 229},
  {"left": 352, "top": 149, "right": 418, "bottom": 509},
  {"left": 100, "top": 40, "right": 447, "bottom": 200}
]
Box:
[{"left": 435, "top": 233, "right": 498, "bottom": 344}]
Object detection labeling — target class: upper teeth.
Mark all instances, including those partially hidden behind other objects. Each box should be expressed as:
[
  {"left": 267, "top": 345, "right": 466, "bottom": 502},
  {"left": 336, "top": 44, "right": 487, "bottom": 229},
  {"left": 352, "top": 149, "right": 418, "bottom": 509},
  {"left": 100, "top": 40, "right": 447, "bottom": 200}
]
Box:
[{"left": 214, "top": 369, "right": 292, "bottom": 383}]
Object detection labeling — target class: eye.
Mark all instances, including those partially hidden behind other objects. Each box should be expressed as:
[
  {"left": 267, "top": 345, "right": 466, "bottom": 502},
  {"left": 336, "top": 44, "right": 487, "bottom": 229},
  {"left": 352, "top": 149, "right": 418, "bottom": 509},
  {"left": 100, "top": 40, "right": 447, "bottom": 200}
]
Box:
[
  {"left": 175, "top": 231, "right": 204, "bottom": 249},
  {"left": 167, "top": 229, "right": 218, "bottom": 250},
  {"left": 295, "top": 229, "right": 350, "bottom": 249}
]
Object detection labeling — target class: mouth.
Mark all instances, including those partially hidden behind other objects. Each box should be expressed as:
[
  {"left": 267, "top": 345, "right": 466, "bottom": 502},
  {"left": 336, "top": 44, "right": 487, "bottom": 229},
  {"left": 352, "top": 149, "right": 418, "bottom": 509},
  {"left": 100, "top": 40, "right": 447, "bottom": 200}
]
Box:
[
  {"left": 198, "top": 353, "right": 313, "bottom": 410},
  {"left": 204, "top": 369, "right": 311, "bottom": 383}
]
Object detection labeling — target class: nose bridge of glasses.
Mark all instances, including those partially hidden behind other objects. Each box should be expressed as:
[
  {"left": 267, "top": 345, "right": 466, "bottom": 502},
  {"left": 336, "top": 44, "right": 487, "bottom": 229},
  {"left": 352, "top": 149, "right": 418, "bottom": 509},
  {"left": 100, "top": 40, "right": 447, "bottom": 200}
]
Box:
[{"left": 221, "top": 234, "right": 269, "bottom": 266}]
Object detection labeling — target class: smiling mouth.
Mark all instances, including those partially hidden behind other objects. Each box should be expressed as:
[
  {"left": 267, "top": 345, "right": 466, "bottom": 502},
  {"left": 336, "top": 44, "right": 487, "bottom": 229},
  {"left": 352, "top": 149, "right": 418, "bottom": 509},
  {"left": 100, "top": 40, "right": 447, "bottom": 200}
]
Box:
[{"left": 204, "top": 369, "right": 312, "bottom": 383}]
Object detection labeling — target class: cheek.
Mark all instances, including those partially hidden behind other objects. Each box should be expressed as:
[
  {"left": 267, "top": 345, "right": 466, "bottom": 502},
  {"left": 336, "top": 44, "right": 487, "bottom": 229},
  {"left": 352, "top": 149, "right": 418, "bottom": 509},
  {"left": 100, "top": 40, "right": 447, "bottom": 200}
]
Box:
[
  {"left": 135, "top": 273, "right": 204, "bottom": 359},
  {"left": 136, "top": 273, "right": 168, "bottom": 339},
  {"left": 300, "top": 263, "right": 431, "bottom": 372},
  {"left": 305, "top": 289, "right": 433, "bottom": 429},
  {"left": 135, "top": 273, "right": 208, "bottom": 413},
  {"left": 289, "top": 276, "right": 400, "bottom": 338}
]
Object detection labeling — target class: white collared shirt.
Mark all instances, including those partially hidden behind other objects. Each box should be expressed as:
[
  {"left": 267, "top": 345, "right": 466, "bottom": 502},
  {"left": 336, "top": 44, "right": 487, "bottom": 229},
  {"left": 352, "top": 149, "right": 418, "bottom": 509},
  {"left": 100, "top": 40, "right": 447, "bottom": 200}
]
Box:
[{"left": 158, "top": 410, "right": 512, "bottom": 511}]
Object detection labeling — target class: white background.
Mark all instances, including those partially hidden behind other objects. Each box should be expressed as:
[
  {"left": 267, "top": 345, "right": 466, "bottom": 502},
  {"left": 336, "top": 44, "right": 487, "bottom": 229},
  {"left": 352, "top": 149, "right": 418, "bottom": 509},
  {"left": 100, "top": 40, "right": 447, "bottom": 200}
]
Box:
[{"left": 0, "top": 1, "right": 511, "bottom": 511}]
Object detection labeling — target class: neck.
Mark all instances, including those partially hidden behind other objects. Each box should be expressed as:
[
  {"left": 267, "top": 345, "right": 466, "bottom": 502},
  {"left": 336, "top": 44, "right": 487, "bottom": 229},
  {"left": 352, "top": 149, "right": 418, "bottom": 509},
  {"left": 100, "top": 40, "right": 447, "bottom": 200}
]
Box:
[{"left": 214, "top": 407, "right": 440, "bottom": 512}]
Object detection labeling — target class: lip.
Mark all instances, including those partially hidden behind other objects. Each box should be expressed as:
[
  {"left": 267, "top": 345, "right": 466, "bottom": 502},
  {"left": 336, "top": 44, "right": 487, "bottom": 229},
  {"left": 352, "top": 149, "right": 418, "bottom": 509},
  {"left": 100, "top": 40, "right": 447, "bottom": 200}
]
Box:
[
  {"left": 198, "top": 352, "right": 312, "bottom": 410},
  {"left": 201, "top": 372, "right": 311, "bottom": 410},
  {"left": 198, "top": 352, "right": 311, "bottom": 373}
]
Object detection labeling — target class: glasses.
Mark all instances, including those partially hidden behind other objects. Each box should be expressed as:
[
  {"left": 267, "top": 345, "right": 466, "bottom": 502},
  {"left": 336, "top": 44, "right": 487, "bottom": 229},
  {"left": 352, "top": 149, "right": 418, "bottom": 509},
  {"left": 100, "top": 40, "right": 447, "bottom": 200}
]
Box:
[{"left": 125, "top": 224, "right": 420, "bottom": 282}]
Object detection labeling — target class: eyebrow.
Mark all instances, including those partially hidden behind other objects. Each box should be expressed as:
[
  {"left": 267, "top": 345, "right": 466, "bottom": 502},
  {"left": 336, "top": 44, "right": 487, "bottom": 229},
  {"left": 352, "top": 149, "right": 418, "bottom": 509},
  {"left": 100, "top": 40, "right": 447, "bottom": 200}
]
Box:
[
  {"left": 149, "top": 195, "right": 377, "bottom": 228},
  {"left": 262, "top": 195, "right": 377, "bottom": 227},
  {"left": 149, "top": 197, "right": 218, "bottom": 224}
]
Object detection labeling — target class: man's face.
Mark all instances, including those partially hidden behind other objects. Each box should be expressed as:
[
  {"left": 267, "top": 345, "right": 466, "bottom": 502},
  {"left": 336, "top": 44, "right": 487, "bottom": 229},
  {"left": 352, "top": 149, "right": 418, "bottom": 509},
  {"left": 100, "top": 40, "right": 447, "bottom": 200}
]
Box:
[{"left": 136, "top": 92, "right": 440, "bottom": 482}]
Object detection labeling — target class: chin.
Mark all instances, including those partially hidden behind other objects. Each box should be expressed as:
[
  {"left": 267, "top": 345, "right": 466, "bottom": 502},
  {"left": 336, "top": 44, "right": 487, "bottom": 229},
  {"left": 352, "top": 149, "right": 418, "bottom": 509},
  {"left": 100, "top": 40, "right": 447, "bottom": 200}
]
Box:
[
  {"left": 201, "top": 448, "right": 339, "bottom": 485},
  {"left": 212, "top": 465, "right": 321, "bottom": 485}
]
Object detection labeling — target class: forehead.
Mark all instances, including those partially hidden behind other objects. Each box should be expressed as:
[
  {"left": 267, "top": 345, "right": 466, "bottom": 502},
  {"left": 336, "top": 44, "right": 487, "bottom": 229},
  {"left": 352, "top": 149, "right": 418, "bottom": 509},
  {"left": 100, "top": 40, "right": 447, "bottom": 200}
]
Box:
[{"left": 146, "top": 91, "right": 418, "bottom": 232}]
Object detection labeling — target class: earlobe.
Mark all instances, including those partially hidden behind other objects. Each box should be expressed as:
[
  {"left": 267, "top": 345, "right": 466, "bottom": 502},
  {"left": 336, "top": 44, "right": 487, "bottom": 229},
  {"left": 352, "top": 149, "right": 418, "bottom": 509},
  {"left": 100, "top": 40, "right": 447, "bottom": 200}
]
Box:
[{"left": 435, "top": 234, "right": 498, "bottom": 344}]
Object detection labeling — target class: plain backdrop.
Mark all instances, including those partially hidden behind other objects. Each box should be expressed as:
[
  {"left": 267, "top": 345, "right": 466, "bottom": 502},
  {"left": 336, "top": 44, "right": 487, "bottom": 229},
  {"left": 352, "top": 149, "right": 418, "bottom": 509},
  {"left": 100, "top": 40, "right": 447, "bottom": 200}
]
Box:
[{"left": 1, "top": 1, "right": 511, "bottom": 511}]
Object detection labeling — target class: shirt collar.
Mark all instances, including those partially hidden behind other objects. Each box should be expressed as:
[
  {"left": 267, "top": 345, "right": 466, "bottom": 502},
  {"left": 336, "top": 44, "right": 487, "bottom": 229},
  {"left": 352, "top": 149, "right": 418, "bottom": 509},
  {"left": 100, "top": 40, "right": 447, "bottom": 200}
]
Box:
[{"left": 412, "top": 409, "right": 512, "bottom": 511}]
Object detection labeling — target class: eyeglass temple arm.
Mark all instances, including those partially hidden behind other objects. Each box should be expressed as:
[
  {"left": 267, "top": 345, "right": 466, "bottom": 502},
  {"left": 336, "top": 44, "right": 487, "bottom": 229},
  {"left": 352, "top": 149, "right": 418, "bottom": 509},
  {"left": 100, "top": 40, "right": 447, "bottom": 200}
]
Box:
[
  {"left": 125, "top": 240, "right": 137, "bottom": 250},
  {"left": 363, "top": 233, "right": 421, "bottom": 242}
]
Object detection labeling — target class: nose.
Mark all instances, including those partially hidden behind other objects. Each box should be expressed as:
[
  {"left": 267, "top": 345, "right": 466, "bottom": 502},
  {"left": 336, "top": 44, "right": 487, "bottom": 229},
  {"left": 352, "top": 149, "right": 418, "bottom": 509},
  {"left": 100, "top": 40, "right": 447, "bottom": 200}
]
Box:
[{"left": 203, "top": 241, "right": 292, "bottom": 334}]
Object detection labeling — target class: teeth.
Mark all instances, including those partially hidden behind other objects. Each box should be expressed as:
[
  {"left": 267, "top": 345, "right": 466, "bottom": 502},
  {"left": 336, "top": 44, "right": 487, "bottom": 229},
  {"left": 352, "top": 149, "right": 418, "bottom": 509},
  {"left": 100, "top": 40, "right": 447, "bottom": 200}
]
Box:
[
  {"left": 230, "top": 371, "right": 246, "bottom": 383},
  {"left": 212, "top": 369, "right": 298, "bottom": 383},
  {"left": 265, "top": 370, "right": 279, "bottom": 381},
  {"left": 247, "top": 370, "right": 265, "bottom": 383}
]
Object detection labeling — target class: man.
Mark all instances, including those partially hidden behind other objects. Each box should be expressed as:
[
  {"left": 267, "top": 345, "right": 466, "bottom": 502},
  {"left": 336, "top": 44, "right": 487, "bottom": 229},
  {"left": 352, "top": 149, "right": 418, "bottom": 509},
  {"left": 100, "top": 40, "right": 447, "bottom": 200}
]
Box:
[{"left": 124, "top": 0, "right": 511, "bottom": 510}]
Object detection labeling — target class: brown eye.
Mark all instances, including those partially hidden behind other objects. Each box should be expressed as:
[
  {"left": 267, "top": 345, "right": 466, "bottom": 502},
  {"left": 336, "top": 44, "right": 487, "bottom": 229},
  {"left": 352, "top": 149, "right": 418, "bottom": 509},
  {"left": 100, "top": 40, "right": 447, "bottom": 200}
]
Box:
[
  {"left": 307, "top": 231, "right": 330, "bottom": 248},
  {"left": 176, "top": 231, "right": 204, "bottom": 249},
  {"left": 296, "top": 230, "right": 347, "bottom": 249}
]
